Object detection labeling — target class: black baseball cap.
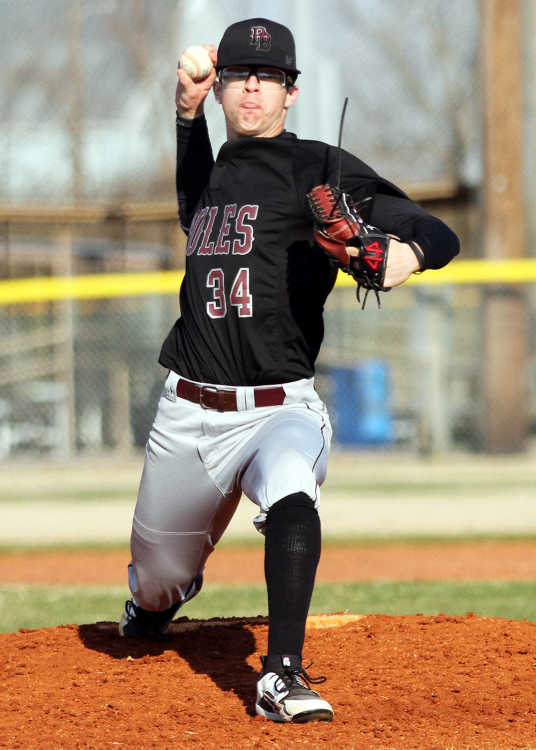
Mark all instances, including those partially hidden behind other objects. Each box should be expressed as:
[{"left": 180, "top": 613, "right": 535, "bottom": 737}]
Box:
[{"left": 217, "top": 18, "right": 300, "bottom": 77}]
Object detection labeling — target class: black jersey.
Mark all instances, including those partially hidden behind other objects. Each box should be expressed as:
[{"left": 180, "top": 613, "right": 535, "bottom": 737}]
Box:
[{"left": 159, "top": 116, "right": 459, "bottom": 386}]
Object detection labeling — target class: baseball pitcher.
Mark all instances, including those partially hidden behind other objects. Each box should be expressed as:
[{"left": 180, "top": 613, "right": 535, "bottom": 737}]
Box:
[{"left": 119, "top": 17, "right": 460, "bottom": 724}]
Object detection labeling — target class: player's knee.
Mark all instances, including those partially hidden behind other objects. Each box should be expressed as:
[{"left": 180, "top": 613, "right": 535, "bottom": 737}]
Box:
[
  {"left": 130, "top": 533, "right": 206, "bottom": 611},
  {"left": 266, "top": 491, "right": 317, "bottom": 525},
  {"left": 265, "top": 492, "right": 321, "bottom": 565},
  {"left": 132, "top": 568, "right": 201, "bottom": 611}
]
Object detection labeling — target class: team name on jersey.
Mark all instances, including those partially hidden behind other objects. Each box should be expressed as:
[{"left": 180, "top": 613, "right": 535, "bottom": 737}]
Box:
[{"left": 186, "top": 204, "right": 259, "bottom": 256}]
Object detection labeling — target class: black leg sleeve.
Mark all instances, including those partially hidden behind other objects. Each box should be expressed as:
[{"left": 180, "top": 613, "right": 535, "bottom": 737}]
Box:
[{"left": 264, "top": 492, "right": 321, "bottom": 664}]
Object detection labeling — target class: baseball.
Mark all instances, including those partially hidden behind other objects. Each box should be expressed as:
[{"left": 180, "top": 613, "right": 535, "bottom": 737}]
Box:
[{"left": 179, "top": 45, "right": 213, "bottom": 81}]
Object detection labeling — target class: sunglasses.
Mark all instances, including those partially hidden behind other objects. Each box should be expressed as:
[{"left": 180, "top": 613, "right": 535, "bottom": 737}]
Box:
[{"left": 219, "top": 66, "right": 293, "bottom": 89}]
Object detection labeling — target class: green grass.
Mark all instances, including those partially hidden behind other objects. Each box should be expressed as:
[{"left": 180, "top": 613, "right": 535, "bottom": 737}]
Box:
[{"left": 2, "top": 580, "right": 536, "bottom": 634}]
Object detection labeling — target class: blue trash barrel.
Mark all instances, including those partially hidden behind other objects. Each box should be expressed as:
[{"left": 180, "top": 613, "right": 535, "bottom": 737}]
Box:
[{"left": 331, "top": 361, "right": 394, "bottom": 446}]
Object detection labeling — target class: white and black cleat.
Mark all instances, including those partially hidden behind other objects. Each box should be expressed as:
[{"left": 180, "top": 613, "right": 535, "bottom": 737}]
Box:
[{"left": 255, "top": 655, "right": 333, "bottom": 723}]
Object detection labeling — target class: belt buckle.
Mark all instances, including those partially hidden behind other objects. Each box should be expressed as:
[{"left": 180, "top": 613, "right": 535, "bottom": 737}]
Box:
[{"left": 199, "top": 385, "right": 220, "bottom": 410}]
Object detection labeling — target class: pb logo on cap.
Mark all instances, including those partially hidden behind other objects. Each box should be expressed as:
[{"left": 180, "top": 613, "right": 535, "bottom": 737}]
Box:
[{"left": 250, "top": 25, "right": 271, "bottom": 51}]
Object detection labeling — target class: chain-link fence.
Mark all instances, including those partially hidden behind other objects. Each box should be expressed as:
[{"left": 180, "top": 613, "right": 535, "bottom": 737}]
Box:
[
  {"left": 1, "top": 272, "right": 535, "bottom": 459},
  {"left": 0, "top": 292, "right": 175, "bottom": 457},
  {"left": 321, "top": 282, "right": 536, "bottom": 453}
]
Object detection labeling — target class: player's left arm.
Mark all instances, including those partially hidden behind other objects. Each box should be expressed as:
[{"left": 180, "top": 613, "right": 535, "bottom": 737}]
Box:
[{"left": 316, "top": 149, "right": 460, "bottom": 289}]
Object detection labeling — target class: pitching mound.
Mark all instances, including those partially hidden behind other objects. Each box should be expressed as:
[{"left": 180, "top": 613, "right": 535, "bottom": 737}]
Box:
[{"left": 3, "top": 613, "right": 536, "bottom": 749}]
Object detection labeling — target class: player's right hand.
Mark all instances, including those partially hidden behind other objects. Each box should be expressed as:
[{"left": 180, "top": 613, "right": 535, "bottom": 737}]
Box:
[
  {"left": 382, "top": 238, "right": 422, "bottom": 287},
  {"left": 176, "top": 44, "right": 217, "bottom": 119}
]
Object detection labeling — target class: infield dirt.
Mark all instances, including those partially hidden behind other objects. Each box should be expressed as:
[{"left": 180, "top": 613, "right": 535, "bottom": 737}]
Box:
[
  {"left": 3, "top": 539, "right": 536, "bottom": 584},
  {"left": 3, "top": 542, "right": 536, "bottom": 749}
]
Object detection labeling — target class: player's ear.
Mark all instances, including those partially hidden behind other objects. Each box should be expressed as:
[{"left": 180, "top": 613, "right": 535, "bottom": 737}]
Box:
[
  {"left": 213, "top": 78, "right": 222, "bottom": 104},
  {"left": 284, "top": 85, "right": 299, "bottom": 110}
]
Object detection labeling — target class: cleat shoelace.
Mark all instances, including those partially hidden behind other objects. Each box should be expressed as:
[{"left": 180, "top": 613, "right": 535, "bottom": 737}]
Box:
[{"left": 277, "top": 663, "right": 327, "bottom": 691}]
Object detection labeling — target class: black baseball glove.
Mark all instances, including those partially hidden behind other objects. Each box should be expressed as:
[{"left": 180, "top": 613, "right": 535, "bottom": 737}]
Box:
[{"left": 306, "top": 184, "right": 424, "bottom": 308}]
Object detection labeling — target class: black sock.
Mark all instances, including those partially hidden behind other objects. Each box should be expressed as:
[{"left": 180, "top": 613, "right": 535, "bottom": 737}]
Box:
[{"left": 264, "top": 492, "right": 321, "bottom": 668}]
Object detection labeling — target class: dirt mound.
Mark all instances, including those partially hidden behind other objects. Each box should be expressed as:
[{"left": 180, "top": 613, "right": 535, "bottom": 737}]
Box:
[{"left": 3, "top": 613, "right": 536, "bottom": 749}]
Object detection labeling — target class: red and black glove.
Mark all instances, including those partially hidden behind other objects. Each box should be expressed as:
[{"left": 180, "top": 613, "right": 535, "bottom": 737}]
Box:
[{"left": 306, "top": 184, "right": 392, "bottom": 307}]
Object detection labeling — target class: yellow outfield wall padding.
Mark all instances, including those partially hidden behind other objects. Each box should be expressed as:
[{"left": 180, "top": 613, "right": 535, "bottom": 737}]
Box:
[
  {"left": 0, "top": 259, "right": 536, "bottom": 306},
  {"left": 0, "top": 271, "right": 183, "bottom": 305},
  {"left": 334, "top": 258, "right": 536, "bottom": 287}
]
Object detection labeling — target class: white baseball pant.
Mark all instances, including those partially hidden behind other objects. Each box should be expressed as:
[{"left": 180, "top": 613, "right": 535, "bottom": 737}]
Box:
[{"left": 128, "top": 370, "right": 332, "bottom": 611}]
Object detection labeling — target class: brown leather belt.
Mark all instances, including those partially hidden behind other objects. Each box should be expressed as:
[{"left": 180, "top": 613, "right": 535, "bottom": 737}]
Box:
[{"left": 176, "top": 378, "right": 286, "bottom": 411}]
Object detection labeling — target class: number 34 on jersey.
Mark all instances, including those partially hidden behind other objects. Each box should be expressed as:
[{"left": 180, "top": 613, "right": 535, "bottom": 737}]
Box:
[
  {"left": 206, "top": 267, "right": 252, "bottom": 319},
  {"left": 186, "top": 203, "right": 258, "bottom": 320}
]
